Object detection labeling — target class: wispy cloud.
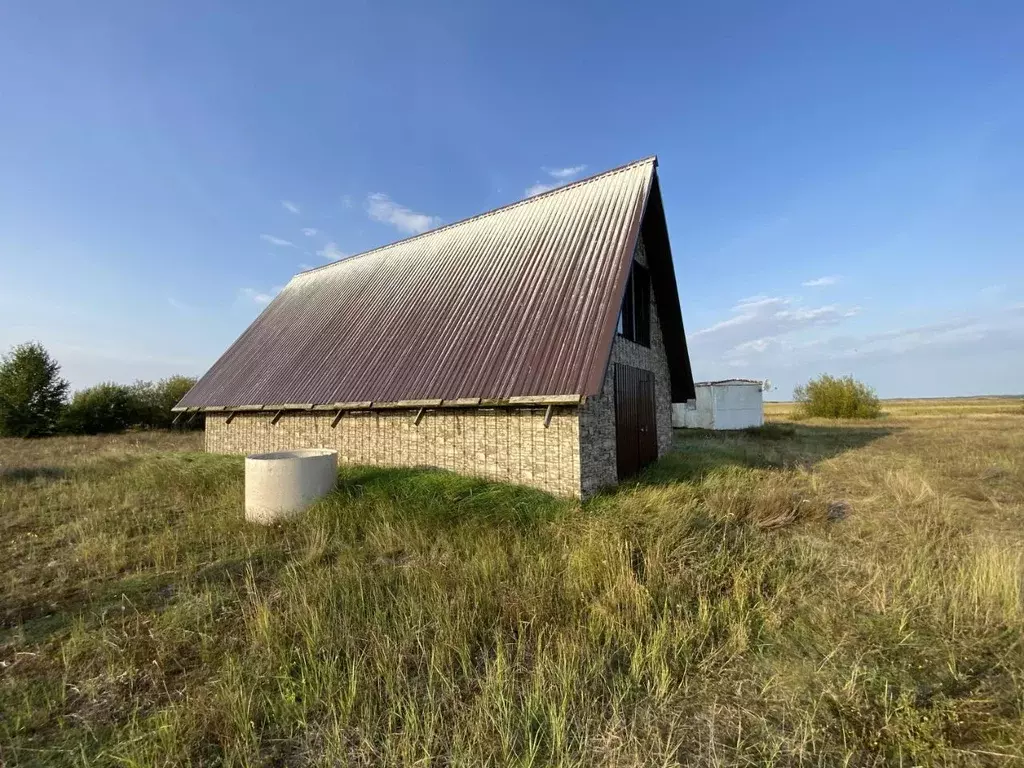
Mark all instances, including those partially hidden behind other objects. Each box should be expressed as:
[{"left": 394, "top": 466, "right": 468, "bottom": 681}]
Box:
[
  {"left": 239, "top": 286, "right": 282, "bottom": 306},
  {"left": 366, "top": 194, "right": 440, "bottom": 235},
  {"left": 802, "top": 275, "right": 841, "bottom": 287},
  {"left": 318, "top": 241, "right": 349, "bottom": 261},
  {"left": 260, "top": 234, "right": 294, "bottom": 247},
  {"left": 691, "top": 299, "right": 1024, "bottom": 388},
  {"left": 543, "top": 164, "right": 587, "bottom": 180},
  {"left": 341, "top": 194, "right": 353, "bottom": 209},
  {"left": 302, "top": 227, "right": 318, "bottom": 237},
  {"left": 690, "top": 296, "right": 859, "bottom": 352},
  {"left": 281, "top": 200, "right": 300, "bottom": 214},
  {"left": 167, "top": 297, "right": 196, "bottom": 314},
  {"left": 524, "top": 164, "right": 588, "bottom": 198},
  {"left": 524, "top": 182, "right": 557, "bottom": 197}
]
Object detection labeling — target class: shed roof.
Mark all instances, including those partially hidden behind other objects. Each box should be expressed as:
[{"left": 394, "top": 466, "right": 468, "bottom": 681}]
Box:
[
  {"left": 695, "top": 379, "right": 764, "bottom": 387},
  {"left": 177, "top": 157, "right": 694, "bottom": 410}
]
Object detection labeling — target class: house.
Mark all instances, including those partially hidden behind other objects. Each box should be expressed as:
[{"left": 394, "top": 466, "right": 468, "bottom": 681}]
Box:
[
  {"left": 672, "top": 380, "right": 765, "bottom": 430},
  {"left": 174, "top": 157, "right": 696, "bottom": 498}
]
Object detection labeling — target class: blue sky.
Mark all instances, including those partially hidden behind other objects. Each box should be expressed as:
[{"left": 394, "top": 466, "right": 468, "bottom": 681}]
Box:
[{"left": 1, "top": 1, "right": 1022, "bottom": 399}]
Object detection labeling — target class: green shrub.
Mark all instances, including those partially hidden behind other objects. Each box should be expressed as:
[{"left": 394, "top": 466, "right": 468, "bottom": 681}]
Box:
[
  {"left": 129, "top": 376, "right": 200, "bottom": 430},
  {"left": 61, "top": 383, "right": 147, "bottom": 435},
  {"left": 794, "top": 374, "right": 882, "bottom": 419},
  {"left": 61, "top": 377, "right": 201, "bottom": 435},
  {"left": 0, "top": 342, "right": 69, "bottom": 437}
]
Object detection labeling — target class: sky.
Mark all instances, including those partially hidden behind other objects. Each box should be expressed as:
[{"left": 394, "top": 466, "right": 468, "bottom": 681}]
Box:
[{"left": 1, "top": 1, "right": 1022, "bottom": 399}]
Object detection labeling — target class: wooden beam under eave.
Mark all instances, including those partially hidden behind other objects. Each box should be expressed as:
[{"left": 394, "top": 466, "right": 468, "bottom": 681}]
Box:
[
  {"left": 331, "top": 411, "right": 344, "bottom": 428},
  {"left": 507, "top": 394, "right": 582, "bottom": 405},
  {"left": 271, "top": 410, "right": 284, "bottom": 425},
  {"left": 543, "top": 404, "right": 553, "bottom": 428}
]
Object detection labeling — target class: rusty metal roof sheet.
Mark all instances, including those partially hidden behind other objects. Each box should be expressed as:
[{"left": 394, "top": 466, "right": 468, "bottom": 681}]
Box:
[{"left": 178, "top": 157, "right": 660, "bottom": 409}]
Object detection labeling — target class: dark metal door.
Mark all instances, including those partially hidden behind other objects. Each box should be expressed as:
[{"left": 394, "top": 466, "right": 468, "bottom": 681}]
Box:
[{"left": 614, "top": 364, "right": 658, "bottom": 480}]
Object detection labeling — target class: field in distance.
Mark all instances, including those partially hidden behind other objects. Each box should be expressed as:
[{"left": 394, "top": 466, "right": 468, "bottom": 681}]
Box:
[{"left": 1, "top": 397, "right": 1022, "bottom": 765}]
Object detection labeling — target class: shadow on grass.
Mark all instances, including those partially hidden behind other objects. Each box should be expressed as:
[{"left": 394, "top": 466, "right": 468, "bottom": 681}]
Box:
[
  {"left": 638, "top": 422, "right": 898, "bottom": 486},
  {"left": 0, "top": 466, "right": 66, "bottom": 486},
  {"left": 332, "top": 465, "right": 570, "bottom": 526}
]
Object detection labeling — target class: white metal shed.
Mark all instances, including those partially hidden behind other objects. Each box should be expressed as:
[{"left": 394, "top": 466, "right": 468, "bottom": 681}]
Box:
[{"left": 672, "top": 379, "right": 764, "bottom": 430}]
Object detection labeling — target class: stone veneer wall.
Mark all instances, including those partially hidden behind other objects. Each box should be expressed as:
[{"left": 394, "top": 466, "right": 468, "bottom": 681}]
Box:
[
  {"left": 206, "top": 405, "right": 582, "bottom": 498},
  {"left": 578, "top": 235, "right": 674, "bottom": 497}
]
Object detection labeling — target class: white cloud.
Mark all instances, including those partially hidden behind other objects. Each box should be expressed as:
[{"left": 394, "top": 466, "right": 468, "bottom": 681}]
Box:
[
  {"left": 318, "top": 241, "right": 349, "bottom": 261},
  {"left": 692, "top": 303, "right": 1024, "bottom": 387},
  {"left": 524, "top": 182, "right": 557, "bottom": 197},
  {"left": 524, "top": 165, "right": 587, "bottom": 198},
  {"left": 543, "top": 164, "right": 587, "bottom": 180},
  {"left": 260, "top": 234, "right": 294, "bottom": 247},
  {"left": 687, "top": 299, "right": 1024, "bottom": 399},
  {"left": 282, "top": 200, "right": 300, "bottom": 214},
  {"left": 690, "top": 296, "right": 858, "bottom": 353},
  {"left": 802, "top": 275, "right": 840, "bottom": 287},
  {"left": 341, "top": 194, "right": 353, "bottom": 209},
  {"left": 239, "top": 286, "right": 283, "bottom": 306},
  {"left": 167, "top": 297, "right": 196, "bottom": 314},
  {"left": 366, "top": 194, "right": 440, "bottom": 235},
  {"left": 302, "top": 227, "right": 318, "bottom": 237}
]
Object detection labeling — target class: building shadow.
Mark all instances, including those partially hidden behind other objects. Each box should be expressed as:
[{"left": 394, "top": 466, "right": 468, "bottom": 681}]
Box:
[{"left": 638, "top": 423, "right": 899, "bottom": 486}]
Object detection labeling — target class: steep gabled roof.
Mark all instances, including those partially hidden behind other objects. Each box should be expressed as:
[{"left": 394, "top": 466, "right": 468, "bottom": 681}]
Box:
[{"left": 177, "top": 157, "right": 692, "bottom": 409}]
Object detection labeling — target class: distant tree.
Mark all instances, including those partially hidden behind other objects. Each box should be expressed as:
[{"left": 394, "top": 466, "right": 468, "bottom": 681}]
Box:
[
  {"left": 153, "top": 375, "right": 198, "bottom": 428},
  {"left": 59, "top": 376, "right": 200, "bottom": 435},
  {"left": 129, "top": 376, "right": 199, "bottom": 429},
  {"left": 60, "top": 383, "right": 145, "bottom": 435},
  {"left": 794, "top": 374, "right": 882, "bottom": 419},
  {"left": 0, "top": 342, "right": 70, "bottom": 437}
]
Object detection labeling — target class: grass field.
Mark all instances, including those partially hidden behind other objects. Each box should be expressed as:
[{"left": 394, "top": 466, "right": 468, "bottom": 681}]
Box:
[{"left": 2, "top": 398, "right": 1023, "bottom": 766}]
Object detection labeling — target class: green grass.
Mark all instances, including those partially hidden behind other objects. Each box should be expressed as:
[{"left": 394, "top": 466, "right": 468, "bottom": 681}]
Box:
[{"left": 2, "top": 403, "right": 1023, "bottom": 766}]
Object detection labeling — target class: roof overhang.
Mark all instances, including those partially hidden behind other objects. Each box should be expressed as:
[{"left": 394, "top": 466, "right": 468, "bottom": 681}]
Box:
[{"left": 171, "top": 393, "right": 583, "bottom": 413}]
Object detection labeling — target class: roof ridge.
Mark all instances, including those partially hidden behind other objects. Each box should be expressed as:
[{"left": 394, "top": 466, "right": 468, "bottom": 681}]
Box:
[{"left": 295, "top": 155, "right": 658, "bottom": 277}]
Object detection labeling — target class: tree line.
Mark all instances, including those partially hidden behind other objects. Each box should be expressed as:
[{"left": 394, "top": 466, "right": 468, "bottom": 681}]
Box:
[{"left": 0, "top": 342, "right": 200, "bottom": 438}]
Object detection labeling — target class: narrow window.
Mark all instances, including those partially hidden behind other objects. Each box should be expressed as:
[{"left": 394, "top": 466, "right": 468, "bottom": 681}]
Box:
[
  {"left": 618, "top": 270, "right": 634, "bottom": 340},
  {"left": 633, "top": 263, "right": 650, "bottom": 347},
  {"left": 617, "top": 261, "right": 650, "bottom": 347}
]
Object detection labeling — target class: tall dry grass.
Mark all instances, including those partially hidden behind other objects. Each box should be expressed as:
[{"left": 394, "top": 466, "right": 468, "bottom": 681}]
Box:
[{"left": 1, "top": 401, "right": 1023, "bottom": 766}]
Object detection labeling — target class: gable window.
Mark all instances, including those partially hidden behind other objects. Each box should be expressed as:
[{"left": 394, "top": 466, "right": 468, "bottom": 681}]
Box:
[{"left": 616, "top": 261, "right": 650, "bottom": 347}]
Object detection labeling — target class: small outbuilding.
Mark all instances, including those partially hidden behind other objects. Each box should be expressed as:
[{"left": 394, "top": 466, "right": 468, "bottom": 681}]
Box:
[
  {"left": 672, "top": 379, "right": 764, "bottom": 430},
  {"left": 175, "top": 157, "right": 696, "bottom": 498}
]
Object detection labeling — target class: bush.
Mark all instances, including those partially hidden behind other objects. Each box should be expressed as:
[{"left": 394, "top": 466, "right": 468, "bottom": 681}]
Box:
[
  {"left": 130, "top": 376, "right": 200, "bottom": 430},
  {"left": 60, "top": 376, "right": 201, "bottom": 435},
  {"left": 0, "top": 342, "right": 69, "bottom": 437},
  {"left": 794, "top": 374, "right": 882, "bottom": 419},
  {"left": 61, "top": 383, "right": 147, "bottom": 435}
]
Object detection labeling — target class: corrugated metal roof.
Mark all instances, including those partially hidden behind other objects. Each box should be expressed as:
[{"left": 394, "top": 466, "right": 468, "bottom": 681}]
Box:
[
  {"left": 178, "top": 157, "right": 658, "bottom": 409},
  {"left": 695, "top": 379, "right": 764, "bottom": 387}
]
